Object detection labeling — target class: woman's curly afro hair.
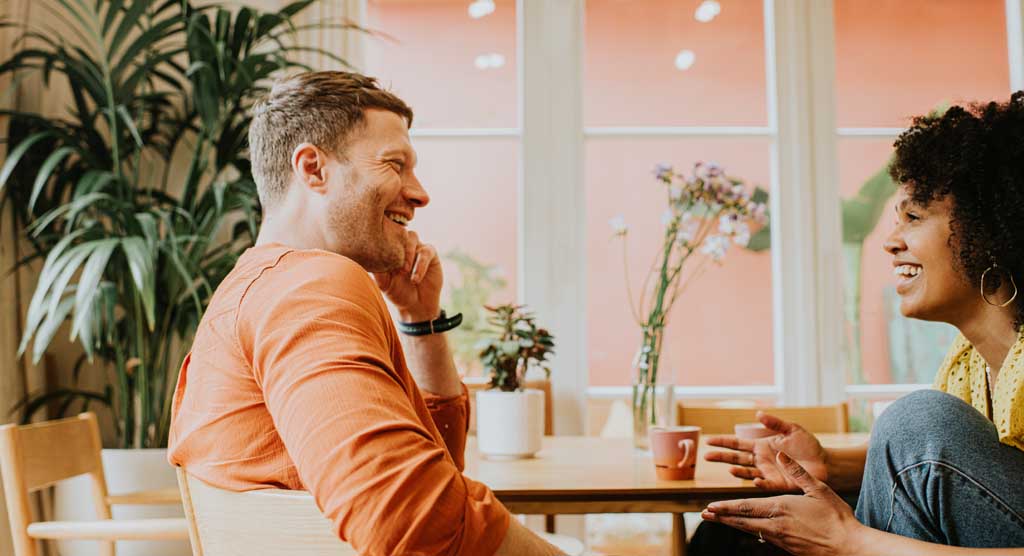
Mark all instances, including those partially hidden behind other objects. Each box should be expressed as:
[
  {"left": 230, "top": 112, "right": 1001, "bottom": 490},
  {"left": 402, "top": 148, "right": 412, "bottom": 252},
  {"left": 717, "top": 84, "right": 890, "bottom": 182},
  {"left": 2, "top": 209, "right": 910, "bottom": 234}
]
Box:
[{"left": 889, "top": 91, "right": 1024, "bottom": 326}]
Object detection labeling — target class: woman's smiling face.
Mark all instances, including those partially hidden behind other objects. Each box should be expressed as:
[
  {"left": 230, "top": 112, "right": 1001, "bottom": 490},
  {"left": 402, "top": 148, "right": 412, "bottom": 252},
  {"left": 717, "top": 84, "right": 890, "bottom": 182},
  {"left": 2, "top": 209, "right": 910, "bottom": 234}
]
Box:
[{"left": 884, "top": 191, "right": 978, "bottom": 324}]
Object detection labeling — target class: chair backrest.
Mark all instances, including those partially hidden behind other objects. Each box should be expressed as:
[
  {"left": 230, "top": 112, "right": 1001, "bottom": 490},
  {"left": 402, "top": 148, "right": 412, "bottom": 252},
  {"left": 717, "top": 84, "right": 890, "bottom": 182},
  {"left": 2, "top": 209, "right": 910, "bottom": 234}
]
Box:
[
  {"left": 0, "top": 413, "right": 112, "bottom": 556},
  {"left": 677, "top": 402, "right": 850, "bottom": 434},
  {"left": 176, "top": 468, "right": 357, "bottom": 556}
]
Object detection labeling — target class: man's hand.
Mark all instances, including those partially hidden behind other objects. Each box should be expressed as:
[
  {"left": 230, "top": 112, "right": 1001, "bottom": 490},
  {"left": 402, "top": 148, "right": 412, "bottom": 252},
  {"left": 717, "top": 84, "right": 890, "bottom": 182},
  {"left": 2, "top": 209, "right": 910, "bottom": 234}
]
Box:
[
  {"left": 373, "top": 230, "right": 460, "bottom": 397},
  {"left": 704, "top": 411, "right": 829, "bottom": 491},
  {"left": 373, "top": 230, "right": 443, "bottom": 322}
]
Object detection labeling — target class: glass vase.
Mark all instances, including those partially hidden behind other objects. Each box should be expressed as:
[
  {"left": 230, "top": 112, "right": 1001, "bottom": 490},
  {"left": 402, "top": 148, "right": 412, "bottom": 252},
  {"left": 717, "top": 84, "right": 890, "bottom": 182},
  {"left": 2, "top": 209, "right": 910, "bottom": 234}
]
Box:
[
  {"left": 631, "top": 379, "right": 675, "bottom": 450},
  {"left": 631, "top": 325, "right": 675, "bottom": 450}
]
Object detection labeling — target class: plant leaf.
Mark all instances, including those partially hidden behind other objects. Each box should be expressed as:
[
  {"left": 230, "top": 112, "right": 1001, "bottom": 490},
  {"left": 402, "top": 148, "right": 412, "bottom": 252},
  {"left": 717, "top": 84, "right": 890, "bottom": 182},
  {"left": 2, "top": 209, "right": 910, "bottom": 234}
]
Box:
[
  {"left": 121, "top": 236, "right": 156, "bottom": 329},
  {"left": 108, "top": 0, "right": 150, "bottom": 59},
  {"left": 29, "top": 146, "right": 77, "bottom": 212},
  {"left": 116, "top": 104, "right": 143, "bottom": 147},
  {"left": 0, "top": 131, "right": 56, "bottom": 193},
  {"left": 20, "top": 241, "right": 91, "bottom": 355},
  {"left": 70, "top": 238, "right": 118, "bottom": 342},
  {"left": 32, "top": 294, "right": 75, "bottom": 363}
]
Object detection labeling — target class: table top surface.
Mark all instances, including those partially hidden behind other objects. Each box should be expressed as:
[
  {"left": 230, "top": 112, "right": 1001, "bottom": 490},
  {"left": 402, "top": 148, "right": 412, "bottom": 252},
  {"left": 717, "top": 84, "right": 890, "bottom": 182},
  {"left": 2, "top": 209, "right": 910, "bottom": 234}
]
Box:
[{"left": 464, "top": 434, "right": 868, "bottom": 497}]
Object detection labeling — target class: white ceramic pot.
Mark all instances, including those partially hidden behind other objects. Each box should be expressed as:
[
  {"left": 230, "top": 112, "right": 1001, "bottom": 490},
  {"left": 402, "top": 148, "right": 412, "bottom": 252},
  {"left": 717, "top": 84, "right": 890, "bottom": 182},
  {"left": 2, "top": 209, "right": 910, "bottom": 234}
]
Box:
[
  {"left": 53, "top": 448, "right": 189, "bottom": 556},
  {"left": 476, "top": 388, "right": 545, "bottom": 459}
]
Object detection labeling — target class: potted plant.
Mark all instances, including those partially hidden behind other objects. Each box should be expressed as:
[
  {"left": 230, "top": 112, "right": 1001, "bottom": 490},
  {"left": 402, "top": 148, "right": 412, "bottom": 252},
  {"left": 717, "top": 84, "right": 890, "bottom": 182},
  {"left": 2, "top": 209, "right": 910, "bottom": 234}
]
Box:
[
  {"left": 475, "top": 304, "right": 554, "bottom": 459},
  {"left": 0, "top": 1, "right": 350, "bottom": 553}
]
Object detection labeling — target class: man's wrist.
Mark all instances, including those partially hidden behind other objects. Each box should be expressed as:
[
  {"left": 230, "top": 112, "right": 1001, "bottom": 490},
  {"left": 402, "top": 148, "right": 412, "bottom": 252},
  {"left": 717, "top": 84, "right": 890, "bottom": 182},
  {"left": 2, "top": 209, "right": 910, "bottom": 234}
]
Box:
[
  {"left": 397, "top": 309, "right": 462, "bottom": 336},
  {"left": 398, "top": 307, "right": 441, "bottom": 323}
]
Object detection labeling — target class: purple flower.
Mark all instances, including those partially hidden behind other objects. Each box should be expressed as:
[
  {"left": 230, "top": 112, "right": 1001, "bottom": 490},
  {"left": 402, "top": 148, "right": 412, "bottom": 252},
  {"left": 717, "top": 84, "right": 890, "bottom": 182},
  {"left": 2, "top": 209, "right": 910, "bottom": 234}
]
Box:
[{"left": 653, "top": 164, "right": 674, "bottom": 182}]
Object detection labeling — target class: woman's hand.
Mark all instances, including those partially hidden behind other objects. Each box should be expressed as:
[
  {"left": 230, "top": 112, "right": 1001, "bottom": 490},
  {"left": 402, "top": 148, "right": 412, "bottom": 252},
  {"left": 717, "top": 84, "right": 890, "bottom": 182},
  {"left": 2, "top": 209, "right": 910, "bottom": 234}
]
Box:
[
  {"left": 701, "top": 452, "right": 865, "bottom": 556},
  {"left": 704, "top": 411, "right": 829, "bottom": 490}
]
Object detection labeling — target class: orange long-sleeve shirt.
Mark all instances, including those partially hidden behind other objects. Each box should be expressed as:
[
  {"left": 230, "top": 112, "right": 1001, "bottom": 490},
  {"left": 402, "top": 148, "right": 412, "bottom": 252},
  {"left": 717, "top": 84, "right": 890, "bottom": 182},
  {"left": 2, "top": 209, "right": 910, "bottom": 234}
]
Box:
[{"left": 168, "top": 244, "right": 510, "bottom": 555}]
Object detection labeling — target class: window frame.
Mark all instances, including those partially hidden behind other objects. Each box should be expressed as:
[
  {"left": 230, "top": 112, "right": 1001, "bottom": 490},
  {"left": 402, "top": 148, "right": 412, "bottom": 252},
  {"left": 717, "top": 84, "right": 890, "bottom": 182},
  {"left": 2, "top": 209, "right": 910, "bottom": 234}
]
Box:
[{"left": 354, "top": 0, "right": 1024, "bottom": 433}]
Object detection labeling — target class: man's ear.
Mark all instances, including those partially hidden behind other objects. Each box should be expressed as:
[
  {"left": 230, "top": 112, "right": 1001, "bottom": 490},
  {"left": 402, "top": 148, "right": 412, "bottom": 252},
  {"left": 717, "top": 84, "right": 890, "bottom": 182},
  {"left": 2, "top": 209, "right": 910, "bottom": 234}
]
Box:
[{"left": 291, "top": 143, "right": 329, "bottom": 194}]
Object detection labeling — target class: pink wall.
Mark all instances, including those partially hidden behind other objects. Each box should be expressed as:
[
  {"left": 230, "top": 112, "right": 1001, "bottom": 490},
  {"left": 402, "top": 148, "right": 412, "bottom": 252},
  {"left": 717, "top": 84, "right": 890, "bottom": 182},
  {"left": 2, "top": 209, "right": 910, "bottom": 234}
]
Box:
[
  {"left": 365, "top": 0, "right": 517, "bottom": 129},
  {"left": 585, "top": 0, "right": 767, "bottom": 126},
  {"left": 364, "top": 0, "right": 1013, "bottom": 386},
  {"left": 834, "top": 0, "right": 1009, "bottom": 128}
]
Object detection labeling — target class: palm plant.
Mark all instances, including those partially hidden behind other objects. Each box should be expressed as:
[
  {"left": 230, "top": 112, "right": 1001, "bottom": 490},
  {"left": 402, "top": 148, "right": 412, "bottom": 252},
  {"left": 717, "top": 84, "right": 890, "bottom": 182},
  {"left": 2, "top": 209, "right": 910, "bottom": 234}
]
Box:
[{"left": 0, "top": 0, "right": 355, "bottom": 448}]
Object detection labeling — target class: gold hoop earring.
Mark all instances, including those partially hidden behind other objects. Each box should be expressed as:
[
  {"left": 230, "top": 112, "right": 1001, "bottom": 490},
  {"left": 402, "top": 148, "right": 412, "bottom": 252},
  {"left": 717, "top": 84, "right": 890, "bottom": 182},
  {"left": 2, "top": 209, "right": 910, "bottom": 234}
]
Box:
[{"left": 980, "top": 264, "right": 1019, "bottom": 307}]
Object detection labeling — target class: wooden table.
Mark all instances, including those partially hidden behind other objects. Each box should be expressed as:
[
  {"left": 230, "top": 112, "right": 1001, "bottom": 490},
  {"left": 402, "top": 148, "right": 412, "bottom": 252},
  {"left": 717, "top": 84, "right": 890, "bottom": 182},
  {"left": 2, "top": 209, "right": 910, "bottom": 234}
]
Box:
[{"left": 464, "top": 434, "right": 868, "bottom": 556}]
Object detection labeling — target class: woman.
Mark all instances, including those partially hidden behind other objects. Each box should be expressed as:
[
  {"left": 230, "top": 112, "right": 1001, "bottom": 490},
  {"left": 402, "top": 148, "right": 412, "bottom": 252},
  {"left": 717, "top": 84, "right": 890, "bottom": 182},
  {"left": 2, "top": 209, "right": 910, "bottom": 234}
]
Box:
[{"left": 700, "top": 92, "right": 1024, "bottom": 554}]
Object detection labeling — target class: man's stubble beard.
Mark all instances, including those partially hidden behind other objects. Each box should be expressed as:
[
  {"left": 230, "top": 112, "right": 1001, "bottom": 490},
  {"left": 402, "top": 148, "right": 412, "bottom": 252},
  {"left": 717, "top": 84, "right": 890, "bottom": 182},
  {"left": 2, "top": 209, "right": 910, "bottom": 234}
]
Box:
[{"left": 327, "top": 188, "right": 403, "bottom": 273}]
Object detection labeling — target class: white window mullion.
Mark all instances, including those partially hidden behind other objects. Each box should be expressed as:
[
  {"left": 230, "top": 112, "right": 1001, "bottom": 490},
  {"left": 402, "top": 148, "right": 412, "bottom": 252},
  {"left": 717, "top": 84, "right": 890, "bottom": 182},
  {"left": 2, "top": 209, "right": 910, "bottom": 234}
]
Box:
[
  {"left": 1009, "top": 0, "right": 1024, "bottom": 91},
  {"left": 845, "top": 383, "right": 930, "bottom": 397},
  {"left": 836, "top": 127, "right": 904, "bottom": 138},
  {"left": 409, "top": 129, "right": 520, "bottom": 138},
  {"left": 588, "top": 386, "right": 782, "bottom": 400},
  {"left": 806, "top": 0, "right": 845, "bottom": 406},
  {"left": 584, "top": 126, "right": 774, "bottom": 137},
  {"left": 519, "top": 0, "right": 586, "bottom": 435},
  {"left": 770, "top": 0, "right": 844, "bottom": 405}
]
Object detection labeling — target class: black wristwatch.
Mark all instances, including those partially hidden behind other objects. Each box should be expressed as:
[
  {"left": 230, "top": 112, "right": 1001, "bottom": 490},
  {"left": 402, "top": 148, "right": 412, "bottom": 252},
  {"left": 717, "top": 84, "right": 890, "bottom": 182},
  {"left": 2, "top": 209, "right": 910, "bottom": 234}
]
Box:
[{"left": 396, "top": 309, "right": 463, "bottom": 336}]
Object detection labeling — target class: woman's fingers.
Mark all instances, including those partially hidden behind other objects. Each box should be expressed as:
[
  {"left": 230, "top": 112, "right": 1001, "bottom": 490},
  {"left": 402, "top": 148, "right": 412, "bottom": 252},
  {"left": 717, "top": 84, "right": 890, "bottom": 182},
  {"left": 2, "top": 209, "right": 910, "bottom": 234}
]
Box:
[
  {"left": 702, "top": 513, "right": 771, "bottom": 534},
  {"left": 777, "top": 452, "right": 828, "bottom": 496},
  {"left": 705, "top": 450, "right": 756, "bottom": 466},
  {"left": 756, "top": 411, "right": 792, "bottom": 434},
  {"left": 705, "top": 435, "right": 755, "bottom": 452},
  {"left": 704, "top": 497, "right": 778, "bottom": 519},
  {"left": 729, "top": 466, "right": 764, "bottom": 480}
]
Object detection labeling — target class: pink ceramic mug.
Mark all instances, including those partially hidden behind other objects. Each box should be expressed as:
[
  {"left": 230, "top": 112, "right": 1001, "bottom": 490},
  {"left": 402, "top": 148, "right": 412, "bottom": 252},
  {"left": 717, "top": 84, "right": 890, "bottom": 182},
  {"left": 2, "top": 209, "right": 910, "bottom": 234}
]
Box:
[
  {"left": 734, "top": 422, "right": 778, "bottom": 440},
  {"left": 649, "top": 426, "right": 701, "bottom": 480}
]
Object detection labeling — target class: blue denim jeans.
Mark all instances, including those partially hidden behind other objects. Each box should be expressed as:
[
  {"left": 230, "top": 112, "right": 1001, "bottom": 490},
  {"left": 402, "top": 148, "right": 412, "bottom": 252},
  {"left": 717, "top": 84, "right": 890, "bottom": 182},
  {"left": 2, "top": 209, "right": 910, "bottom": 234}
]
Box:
[{"left": 855, "top": 389, "right": 1024, "bottom": 547}]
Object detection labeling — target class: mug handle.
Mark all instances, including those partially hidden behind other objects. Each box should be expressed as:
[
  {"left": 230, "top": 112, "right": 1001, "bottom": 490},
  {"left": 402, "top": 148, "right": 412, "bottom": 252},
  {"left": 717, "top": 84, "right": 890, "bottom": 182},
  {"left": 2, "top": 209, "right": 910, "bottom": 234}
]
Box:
[{"left": 676, "top": 439, "right": 695, "bottom": 469}]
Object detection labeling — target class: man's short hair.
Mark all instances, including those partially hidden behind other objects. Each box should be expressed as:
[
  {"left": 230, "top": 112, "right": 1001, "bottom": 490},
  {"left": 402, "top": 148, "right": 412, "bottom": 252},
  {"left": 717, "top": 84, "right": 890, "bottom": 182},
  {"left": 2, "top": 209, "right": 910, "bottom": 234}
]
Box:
[{"left": 248, "top": 71, "right": 414, "bottom": 207}]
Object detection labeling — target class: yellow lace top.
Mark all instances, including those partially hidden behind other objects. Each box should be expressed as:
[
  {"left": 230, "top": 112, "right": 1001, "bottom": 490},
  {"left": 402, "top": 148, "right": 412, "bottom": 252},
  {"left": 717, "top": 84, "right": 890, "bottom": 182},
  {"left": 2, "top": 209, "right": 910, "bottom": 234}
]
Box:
[{"left": 933, "top": 328, "right": 1024, "bottom": 451}]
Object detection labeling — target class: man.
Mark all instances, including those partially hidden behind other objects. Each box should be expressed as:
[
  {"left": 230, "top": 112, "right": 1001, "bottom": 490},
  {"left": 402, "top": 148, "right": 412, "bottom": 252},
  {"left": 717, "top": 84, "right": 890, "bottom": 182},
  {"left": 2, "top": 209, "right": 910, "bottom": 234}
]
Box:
[{"left": 168, "top": 71, "right": 563, "bottom": 555}]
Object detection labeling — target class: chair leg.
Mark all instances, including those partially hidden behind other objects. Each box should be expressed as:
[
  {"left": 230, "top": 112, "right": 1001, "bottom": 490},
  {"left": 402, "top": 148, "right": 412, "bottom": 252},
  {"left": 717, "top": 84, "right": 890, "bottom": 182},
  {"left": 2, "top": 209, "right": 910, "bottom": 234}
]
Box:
[{"left": 545, "top": 515, "right": 556, "bottom": 533}]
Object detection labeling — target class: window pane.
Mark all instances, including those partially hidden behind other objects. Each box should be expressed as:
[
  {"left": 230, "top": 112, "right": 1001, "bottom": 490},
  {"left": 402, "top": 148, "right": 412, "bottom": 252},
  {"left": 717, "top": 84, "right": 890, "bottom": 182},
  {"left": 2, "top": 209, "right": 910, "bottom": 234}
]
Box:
[
  {"left": 365, "top": 0, "right": 516, "bottom": 128},
  {"left": 838, "top": 139, "right": 957, "bottom": 386},
  {"left": 834, "top": 0, "right": 1010, "bottom": 128},
  {"left": 412, "top": 138, "right": 518, "bottom": 375},
  {"left": 586, "top": 138, "right": 773, "bottom": 387},
  {"left": 584, "top": 0, "right": 768, "bottom": 127}
]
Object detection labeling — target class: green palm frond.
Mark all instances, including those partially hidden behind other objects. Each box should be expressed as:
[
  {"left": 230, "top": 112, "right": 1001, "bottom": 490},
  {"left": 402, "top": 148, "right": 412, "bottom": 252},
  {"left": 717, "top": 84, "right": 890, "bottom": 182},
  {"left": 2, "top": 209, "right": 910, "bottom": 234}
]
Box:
[{"left": 1, "top": 0, "right": 361, "bottom": 447}]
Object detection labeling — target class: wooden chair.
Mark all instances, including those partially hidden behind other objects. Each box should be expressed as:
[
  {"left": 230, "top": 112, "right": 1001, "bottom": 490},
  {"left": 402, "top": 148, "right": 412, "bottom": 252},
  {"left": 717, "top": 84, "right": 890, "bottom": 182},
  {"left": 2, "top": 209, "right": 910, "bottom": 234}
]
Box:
[
  {"left": 0, "top": 413, "right": 189, "bottom": 556},
  {"left": 677, "top": 402, "right": 850, "bottom": 434},
  {"left": 176, "top": 467, "right": 358, "bottom": 555},
  {"left": 177, "top": 468, "right": 583, "bottom": 556}
]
